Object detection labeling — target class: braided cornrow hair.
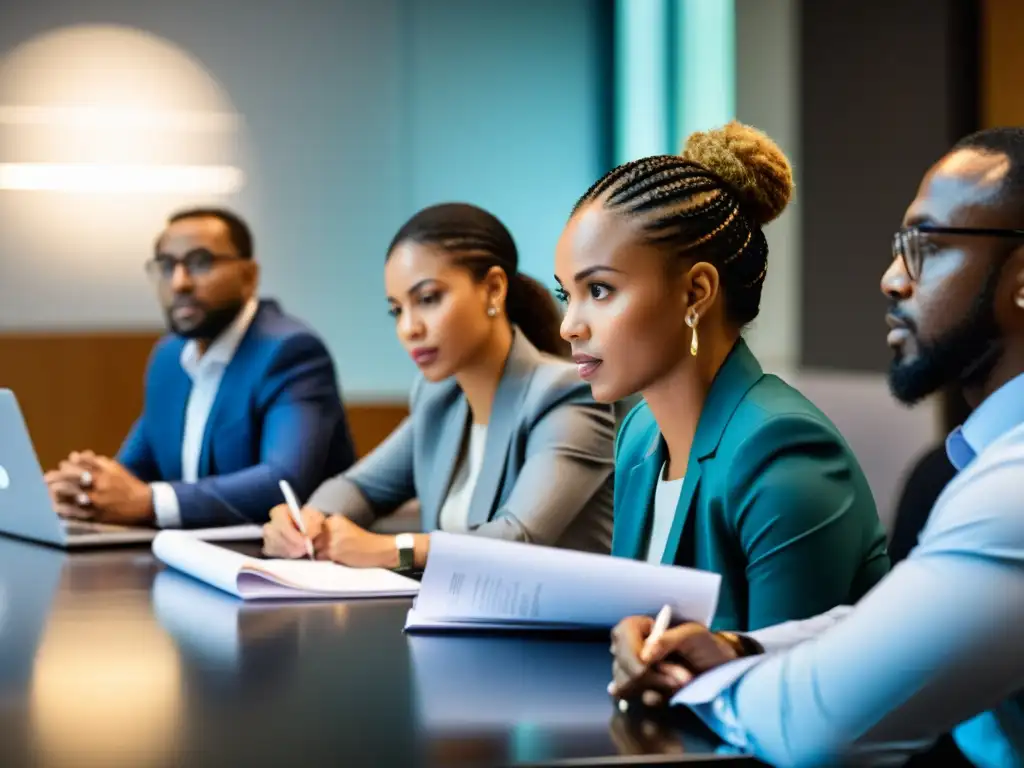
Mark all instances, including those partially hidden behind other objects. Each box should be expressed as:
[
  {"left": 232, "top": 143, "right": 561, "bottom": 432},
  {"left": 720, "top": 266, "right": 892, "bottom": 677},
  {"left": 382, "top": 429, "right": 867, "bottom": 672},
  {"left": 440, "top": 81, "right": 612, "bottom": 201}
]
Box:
[
  {"left": 386, "top": 202, "right": 568, "bottom": 356},
  {"left": 573, "top": 121, "right": 794, "bottom": 326}
]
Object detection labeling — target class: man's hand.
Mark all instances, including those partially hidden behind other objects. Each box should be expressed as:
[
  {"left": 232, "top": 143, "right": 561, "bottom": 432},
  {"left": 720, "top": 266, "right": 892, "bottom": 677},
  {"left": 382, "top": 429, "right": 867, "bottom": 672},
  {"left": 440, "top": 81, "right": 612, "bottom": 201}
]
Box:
[
  {"left": 44, "top": 451, "right": 154, "bottom": 525},
  {"left": 609, "top": 616, "right": 740, "bottom": 707}
]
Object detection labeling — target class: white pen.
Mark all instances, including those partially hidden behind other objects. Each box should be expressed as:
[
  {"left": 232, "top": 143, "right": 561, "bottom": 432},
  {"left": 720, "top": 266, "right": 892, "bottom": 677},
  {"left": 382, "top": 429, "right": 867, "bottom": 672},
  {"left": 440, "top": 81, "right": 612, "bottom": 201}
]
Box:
[
  {"left": 278, "top": 479, "right": 314, "bottom": 561},
  {"left": 642, "top": 604, "right": 674, "bottom": 659}
]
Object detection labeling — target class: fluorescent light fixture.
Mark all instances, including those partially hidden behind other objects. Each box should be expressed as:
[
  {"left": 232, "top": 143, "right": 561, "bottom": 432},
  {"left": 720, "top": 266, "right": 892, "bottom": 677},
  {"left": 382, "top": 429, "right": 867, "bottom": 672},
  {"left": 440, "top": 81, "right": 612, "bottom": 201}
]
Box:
[
  {"left": 0, "top": 163, "right": 244, "bottom": 194},
  {"left": 0, "top": 105, "right": 239, "bottom": 132}
]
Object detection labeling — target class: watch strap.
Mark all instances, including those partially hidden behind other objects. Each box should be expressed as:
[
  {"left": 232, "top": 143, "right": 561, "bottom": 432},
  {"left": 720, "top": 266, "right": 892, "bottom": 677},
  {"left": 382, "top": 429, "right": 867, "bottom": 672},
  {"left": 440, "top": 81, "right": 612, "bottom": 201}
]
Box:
[{"left": 395, "top": 533, "right": 415, "bottom": 571}]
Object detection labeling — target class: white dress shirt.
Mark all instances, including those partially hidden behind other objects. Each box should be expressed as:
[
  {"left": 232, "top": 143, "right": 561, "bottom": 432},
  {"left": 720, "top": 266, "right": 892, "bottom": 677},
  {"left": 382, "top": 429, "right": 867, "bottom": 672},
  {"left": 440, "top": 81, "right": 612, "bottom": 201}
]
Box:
[
  {"left": 150, "top": 298, "right": 259, "bottom": 528},
  {"left": 673, "top": 372, "right": 1024, "bottom": 767}
]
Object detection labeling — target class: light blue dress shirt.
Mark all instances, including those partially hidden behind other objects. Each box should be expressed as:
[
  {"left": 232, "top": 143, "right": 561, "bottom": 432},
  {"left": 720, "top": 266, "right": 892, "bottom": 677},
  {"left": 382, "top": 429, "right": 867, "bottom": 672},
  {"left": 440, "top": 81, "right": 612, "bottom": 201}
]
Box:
[{"left": 674, "top": 372, "right": 1024, "bottom": 767}]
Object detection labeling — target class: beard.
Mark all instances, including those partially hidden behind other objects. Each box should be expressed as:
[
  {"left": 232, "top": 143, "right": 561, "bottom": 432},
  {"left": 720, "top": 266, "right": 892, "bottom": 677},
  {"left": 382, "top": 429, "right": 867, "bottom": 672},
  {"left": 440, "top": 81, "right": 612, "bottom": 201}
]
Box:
[
  {"left": 166, "top": 298, "right": 245, "bottom": 341},
  {"left": 888, "top": 268, "right": 1002, "bottom": 406}
]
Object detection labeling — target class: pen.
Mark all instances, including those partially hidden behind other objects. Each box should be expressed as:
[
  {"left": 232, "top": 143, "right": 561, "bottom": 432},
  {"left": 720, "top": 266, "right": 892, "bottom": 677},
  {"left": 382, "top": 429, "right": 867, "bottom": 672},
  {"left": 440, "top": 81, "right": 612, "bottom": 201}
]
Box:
[
  {"left": 642, "top": 604, "right": 673, "bottom": 659},
  {"left": 278, "top": 479, "right": 314, "bottom": 561}
]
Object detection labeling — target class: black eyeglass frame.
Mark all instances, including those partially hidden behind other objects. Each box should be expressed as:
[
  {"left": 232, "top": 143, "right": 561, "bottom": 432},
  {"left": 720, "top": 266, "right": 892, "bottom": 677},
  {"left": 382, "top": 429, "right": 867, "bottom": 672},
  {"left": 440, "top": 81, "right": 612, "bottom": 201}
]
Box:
[
  {"left": 892, "top": 224, "right": 1024, "bottom": 280},
  {"left": 145, "top": 250, "right": 241, "bottom": 281}
]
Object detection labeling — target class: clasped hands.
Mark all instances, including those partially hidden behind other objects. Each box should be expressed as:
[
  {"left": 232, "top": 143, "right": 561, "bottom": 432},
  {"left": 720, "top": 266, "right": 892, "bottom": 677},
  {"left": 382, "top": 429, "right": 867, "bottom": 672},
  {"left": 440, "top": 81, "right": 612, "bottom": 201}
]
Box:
[
  {"left": 43, "top": 450, "right": 154, "bottom": 525},
  {"left": 262, "top": 505, "right": 399, "bottom": 568},
  {"left": 609, "top": 615, "right": 745, "bottom": 708}
]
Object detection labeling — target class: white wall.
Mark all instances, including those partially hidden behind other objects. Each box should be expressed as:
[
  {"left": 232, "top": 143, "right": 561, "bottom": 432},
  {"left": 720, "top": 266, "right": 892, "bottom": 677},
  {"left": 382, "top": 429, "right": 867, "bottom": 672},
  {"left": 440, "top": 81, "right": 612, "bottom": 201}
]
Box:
[{"left": 0, "top": 0, "right": 606, "bottom": 401}]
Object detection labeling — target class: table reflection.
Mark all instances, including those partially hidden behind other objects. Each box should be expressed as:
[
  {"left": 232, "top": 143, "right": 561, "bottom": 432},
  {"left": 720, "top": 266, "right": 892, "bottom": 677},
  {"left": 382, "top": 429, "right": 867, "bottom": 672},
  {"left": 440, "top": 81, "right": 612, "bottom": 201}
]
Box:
[
  {"left": 408, "top": 633, "right": 728, "bottom": 765},
  {"left": 0, "top": 537, "right": 184, "bottom": 768},
  {"left": 151, "top": 569, "right": 348, "bottom": 695}
]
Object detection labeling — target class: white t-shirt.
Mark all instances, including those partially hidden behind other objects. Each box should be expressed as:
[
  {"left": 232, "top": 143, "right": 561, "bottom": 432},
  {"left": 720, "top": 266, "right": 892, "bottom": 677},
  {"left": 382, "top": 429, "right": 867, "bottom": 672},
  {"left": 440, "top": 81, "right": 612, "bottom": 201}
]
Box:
[
  {"left": 438, "top": 424, "right": 489, "bottom": 533},
  {"left": 645, "top": 462, "right": 684, "bottom": 563}
]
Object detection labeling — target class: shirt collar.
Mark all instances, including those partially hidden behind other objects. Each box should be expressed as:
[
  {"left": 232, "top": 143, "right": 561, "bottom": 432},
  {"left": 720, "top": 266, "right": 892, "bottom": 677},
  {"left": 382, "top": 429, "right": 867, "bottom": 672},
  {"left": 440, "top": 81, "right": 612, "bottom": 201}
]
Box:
[
  {"left": 179, "top": 297, "right": 259, "bottom": 377},
  {"left": 946, "top": 372, "right": 1024, "bottom": 470}
]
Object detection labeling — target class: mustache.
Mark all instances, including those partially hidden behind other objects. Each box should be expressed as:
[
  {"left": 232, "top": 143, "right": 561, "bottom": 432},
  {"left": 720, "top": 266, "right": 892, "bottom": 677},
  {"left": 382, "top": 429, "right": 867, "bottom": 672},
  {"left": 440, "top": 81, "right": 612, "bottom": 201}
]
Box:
[
  {"left": 170, "top": 296, "right": 205, "bottom": 311},
  {"left": 887, "top": 304, "right": 917, "bottom": 333}
]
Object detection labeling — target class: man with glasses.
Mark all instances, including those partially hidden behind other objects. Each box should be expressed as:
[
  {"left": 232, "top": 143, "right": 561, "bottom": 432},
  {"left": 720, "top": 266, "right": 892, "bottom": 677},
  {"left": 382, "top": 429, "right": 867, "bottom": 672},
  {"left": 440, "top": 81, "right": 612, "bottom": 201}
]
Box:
[
  {"left": 608, "top": 127, "right": 1024, "bottom": 767},
  {"left": 45, "top": 207, "right": 355, "bottom": 529}
]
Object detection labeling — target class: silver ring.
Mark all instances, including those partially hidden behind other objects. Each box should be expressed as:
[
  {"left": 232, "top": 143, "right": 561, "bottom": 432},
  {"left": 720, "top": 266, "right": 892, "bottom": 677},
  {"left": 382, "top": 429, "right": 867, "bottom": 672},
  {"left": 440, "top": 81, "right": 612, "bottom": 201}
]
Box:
[
  {"left": 79, "top": 470, "right": 93, "bottom": 489},
  {"left": 75, "top": 492, "right": 91, "bottom": 507}
]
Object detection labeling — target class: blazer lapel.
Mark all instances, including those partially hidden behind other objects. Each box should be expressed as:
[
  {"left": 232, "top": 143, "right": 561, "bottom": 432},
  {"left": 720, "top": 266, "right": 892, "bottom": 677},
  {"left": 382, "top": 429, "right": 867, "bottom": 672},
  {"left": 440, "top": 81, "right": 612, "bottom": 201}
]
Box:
[
  {"left": 613, "top": 435, "right": 665, "bottom": 559},
  {"left": 659, "top": 339, "right": 764, "bottom": 564},
  {"left": 422, "top": 395, "right": 469, "bottom": 530},
  {"left": 465, "top": 329, "right": 537, "bottom": 529}
]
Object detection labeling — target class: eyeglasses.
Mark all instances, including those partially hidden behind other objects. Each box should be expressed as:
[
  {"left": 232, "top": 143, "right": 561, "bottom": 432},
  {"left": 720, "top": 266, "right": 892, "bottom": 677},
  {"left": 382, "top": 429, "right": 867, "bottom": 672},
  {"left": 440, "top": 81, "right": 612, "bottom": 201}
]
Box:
[
  {"left": 892, "top": 225, "right": 1024, "bottom": 281},
  {"left": 145, "top": 250, "right": 240, "bottom": 281}
]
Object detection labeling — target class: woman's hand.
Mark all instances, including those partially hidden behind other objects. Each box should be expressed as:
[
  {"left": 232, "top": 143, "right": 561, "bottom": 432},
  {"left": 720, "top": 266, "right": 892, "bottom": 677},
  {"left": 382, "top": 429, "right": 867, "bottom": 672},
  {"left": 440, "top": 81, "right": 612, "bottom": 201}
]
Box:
[
  {"left": 263, "top": 505, "right": 326, "bottom": 558},
  {"left": 609, "top": 616, "right": 740, "bottom": 707},
  {"left": 312, "top": 515, "right": 400, "bottom": 568}
]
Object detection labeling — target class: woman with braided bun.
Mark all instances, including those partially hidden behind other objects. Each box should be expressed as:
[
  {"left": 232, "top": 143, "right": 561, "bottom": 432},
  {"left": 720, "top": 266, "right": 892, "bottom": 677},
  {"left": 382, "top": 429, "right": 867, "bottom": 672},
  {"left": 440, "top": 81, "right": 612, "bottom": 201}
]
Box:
[{"left": 555, "top": 122, "right": 889, "bottom": 642}]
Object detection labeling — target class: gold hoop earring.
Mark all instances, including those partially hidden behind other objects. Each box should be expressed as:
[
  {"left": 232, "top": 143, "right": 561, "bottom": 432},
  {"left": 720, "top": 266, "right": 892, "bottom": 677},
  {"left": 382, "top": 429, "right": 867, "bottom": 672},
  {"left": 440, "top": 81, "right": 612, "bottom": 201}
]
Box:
[{"left": 686, "top": 310, "right": 699, "bottom": 357}]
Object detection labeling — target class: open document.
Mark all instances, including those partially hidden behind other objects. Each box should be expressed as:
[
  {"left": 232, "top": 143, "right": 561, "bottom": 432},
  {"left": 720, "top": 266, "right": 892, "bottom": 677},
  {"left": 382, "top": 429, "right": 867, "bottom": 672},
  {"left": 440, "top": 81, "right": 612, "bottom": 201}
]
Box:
[
  {"left": 404, "top": 532, "right": 720, "bottom": 632},
  {"left": 152, "top": 531, "right": 420, "bottom": 600}
]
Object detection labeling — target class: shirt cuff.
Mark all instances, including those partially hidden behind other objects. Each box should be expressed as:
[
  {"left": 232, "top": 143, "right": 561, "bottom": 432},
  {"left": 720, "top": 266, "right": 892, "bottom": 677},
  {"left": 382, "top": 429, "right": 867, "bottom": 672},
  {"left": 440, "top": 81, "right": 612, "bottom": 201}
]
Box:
[
  {"left": 150, "top": 482, "right": 183, "bottom": 529},
  {"left": 748, "top": 604, "right": 854, "bottom": 653},
  {"left": 671, "top": 657, "right": 764, "bottom": 751},
  {"left": 671, "top": 656, "right": 764, "bottom": 707}
]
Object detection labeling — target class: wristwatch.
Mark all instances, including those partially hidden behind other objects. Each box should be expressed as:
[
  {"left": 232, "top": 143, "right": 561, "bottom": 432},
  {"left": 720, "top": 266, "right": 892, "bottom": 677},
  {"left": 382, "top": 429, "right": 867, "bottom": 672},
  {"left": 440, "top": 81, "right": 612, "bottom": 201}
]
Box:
[
  {"left": 395, "top": 533, "right": 415, "bottom": 572},
  {"left": 716, "top": 630, "right": 764, "bottom": 657}
]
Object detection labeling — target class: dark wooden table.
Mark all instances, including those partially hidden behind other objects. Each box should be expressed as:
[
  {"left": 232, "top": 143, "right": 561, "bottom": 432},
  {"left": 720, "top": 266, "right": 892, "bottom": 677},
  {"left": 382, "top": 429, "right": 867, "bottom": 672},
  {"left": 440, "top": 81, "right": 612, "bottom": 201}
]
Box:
[{"left": 0, "top": 535, "right": 755, "bottom": 767}]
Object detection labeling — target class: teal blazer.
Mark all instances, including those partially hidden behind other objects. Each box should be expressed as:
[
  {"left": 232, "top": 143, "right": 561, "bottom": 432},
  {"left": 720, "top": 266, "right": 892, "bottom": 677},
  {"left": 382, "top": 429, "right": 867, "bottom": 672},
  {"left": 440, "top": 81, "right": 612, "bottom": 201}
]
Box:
[{"left": 613, "top": 340, "right": 890, "bottom": 632}]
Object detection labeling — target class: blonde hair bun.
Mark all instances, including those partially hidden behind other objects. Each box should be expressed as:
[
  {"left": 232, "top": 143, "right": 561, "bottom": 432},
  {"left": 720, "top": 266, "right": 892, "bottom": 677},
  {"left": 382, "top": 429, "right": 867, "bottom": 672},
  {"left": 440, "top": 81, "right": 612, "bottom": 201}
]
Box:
[{"left": 681, "top": 120, "right": 794, "bottom": 226}]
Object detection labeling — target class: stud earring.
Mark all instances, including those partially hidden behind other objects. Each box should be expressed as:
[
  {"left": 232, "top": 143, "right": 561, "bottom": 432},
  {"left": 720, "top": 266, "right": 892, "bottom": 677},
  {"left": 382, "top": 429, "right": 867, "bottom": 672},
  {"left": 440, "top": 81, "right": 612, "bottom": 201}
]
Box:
[
  {"left": 686, "top": 310, "right": 699, "bottom": 357},
  {"left": 487, "top": 306, "right": 498, "bottom": 317},
  {"left": 1016, "top": 294, "right": 1024, "bottom": 310}
]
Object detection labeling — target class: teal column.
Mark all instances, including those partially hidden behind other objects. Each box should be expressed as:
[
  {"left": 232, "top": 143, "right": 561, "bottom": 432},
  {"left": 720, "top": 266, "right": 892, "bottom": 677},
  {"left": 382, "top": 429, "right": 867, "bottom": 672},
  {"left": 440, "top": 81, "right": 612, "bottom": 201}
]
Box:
[
  {"left": 673, "top": 0, "right": 736, "bottom": 145},
  {"left": 614, "top": 0, "right": 736, "bottom": 163},
  {"left": 614, "top": 0, "right": 670, "bottom": 163}
]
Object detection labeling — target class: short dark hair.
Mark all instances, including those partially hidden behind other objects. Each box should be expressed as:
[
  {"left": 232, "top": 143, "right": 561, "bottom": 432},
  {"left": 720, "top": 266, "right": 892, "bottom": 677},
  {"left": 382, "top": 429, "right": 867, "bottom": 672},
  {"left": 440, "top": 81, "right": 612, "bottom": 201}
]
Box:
[
  {"left": 572, "top": 122, "right": 794, "bottom": 327},
  {"left": 166, "top": 207, "right": 254, "bottom": 260},
  {"left": 951, "top": 127, "right": 1024, "bottom": 215}
]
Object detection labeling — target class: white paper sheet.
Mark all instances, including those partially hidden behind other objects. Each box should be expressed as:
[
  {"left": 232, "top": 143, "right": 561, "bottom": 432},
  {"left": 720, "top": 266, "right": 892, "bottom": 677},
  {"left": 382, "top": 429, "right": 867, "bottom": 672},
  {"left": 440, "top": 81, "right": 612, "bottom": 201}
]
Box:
[
  {"left": 407, "top": 532, "right": 720, "bottom": 632},
  {"left": 184, "top": 524, "right": 265, "bottom": 542},
  {"left": 152, "top": 531, "right": 419, "bottom": 600}
]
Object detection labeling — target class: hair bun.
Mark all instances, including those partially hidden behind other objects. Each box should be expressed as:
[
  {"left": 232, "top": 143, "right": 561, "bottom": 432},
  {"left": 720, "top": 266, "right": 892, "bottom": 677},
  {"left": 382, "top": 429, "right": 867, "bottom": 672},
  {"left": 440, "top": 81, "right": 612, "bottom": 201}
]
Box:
[{"left": 681, "top": 120, "right": 794, "bottom": 226}]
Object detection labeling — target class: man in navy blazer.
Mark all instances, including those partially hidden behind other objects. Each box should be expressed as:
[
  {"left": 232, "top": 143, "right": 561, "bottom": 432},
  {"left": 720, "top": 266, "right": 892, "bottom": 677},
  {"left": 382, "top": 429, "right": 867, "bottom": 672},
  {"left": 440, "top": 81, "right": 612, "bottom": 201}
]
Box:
[{"left": 45, "top": 207, "right": 355, "bottom": 528}]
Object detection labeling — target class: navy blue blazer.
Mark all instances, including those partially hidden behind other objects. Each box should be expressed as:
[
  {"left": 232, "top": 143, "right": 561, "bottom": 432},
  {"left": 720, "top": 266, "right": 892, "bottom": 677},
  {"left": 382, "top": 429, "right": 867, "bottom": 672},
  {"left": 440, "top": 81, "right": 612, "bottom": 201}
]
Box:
[{"left": 117, "top": 299, "right": 355, "bottom": 527}]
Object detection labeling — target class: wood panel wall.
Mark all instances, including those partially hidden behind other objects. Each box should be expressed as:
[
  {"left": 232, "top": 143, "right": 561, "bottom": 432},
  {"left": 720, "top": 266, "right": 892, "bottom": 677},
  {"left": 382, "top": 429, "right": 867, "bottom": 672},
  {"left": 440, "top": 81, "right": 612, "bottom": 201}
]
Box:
[
  {"left": 981, "top": 0, "right": 1024, "bottom": 128},
  {"left": 0, "top": 332, "right": 407, "bottom": 470}
]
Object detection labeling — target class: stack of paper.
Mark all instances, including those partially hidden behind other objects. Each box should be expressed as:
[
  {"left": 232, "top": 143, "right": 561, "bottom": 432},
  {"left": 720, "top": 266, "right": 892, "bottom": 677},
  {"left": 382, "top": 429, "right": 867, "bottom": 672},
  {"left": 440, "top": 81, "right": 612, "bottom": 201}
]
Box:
[
  {"left": 152, "top": 531, "right": 420, "bottom": 600},
  {"left": 404, "top": 532, "right": 720, "bottom": 632}
]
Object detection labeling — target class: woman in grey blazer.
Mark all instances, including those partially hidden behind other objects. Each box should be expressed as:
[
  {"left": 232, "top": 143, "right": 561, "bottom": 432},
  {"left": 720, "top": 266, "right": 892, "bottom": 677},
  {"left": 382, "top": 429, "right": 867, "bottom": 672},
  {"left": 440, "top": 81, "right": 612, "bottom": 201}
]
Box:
[{"left": 263, "top": 203, "right": 616, "bottom": 569}]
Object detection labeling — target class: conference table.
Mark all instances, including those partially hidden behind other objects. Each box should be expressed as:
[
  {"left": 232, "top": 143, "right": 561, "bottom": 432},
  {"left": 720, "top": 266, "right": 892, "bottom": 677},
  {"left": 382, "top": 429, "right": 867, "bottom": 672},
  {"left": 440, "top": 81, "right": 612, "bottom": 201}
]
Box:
[{"left": 0, "top": 534, "right": 759, "bottom": 767}]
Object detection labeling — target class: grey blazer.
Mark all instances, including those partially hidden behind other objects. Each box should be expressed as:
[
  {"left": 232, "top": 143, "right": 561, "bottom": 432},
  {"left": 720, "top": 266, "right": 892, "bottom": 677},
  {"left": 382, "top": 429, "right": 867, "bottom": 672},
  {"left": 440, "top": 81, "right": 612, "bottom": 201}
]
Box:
[{"left": 307, "top": 331, "right": 616, "bottom": 553}]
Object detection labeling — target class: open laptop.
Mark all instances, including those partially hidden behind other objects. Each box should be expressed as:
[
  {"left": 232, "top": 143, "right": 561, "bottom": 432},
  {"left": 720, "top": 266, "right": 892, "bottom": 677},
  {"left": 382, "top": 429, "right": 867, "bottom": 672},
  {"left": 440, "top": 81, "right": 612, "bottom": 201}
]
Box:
[{"left": 0, "top": 389, "right": 157, "bottom": 548}]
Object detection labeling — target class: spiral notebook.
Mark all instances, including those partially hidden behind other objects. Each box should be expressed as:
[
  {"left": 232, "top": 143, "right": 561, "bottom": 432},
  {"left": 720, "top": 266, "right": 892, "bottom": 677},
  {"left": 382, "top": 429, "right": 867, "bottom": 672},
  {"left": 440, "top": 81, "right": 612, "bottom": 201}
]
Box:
[{"left": 152, "top": 531, "right": 420, "bottom": 600}]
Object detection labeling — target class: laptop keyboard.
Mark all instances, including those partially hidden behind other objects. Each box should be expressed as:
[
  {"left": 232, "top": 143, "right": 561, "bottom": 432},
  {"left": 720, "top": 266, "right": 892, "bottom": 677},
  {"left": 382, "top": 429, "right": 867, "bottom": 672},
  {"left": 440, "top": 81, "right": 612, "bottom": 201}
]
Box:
[{"left": 61, "top": 520, "right": 132, "bottom": 535}]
